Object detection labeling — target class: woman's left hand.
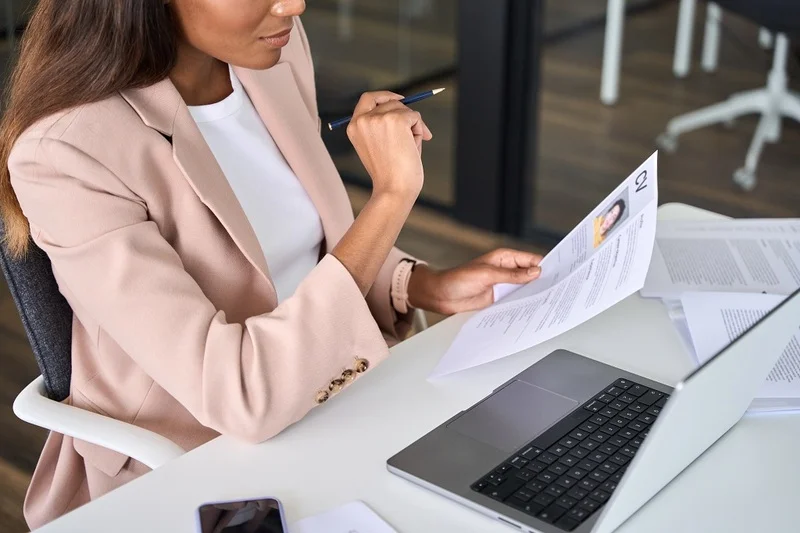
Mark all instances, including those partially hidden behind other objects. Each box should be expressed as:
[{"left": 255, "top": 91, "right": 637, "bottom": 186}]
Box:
[{"left": 407, "top": 249, "right": 543, "bottom": 315}]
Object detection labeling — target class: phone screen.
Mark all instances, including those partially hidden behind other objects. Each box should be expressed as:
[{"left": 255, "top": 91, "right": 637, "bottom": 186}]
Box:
[{"left": 197, "top": 498, "right": 286, "bottom": 533}]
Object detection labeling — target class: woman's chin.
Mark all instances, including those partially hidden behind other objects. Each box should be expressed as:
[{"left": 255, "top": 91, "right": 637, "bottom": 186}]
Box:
[{"left": 234, "top": 49, "right": 283, "bottom": 71}]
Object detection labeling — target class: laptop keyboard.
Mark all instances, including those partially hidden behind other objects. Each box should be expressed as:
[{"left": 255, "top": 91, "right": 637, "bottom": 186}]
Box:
[{"left": 470, "top": 378, "right": 668, "bottom": 531}]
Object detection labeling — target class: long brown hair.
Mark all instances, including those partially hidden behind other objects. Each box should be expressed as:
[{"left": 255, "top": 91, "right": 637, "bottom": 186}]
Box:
[{"left": 0, "top": 0, "right": 178, "bottom": 258}]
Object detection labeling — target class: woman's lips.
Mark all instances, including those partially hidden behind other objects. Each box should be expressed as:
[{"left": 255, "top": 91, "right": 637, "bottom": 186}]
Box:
[{"left": 261, "top": 28, "right": 292, "bottom": 48}]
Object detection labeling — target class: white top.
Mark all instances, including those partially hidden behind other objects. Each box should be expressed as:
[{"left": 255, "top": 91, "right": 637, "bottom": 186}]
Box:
[
  {"left": 34, "top": 205, "right": 800, "bottom": 533},
  {"left": 188, "top": 68, "right": 323, "bottom": 302}
]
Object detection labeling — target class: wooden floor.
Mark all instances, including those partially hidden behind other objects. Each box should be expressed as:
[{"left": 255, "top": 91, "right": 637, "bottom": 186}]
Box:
[{"left": 2, "top": 2, "right": 800, "bottom": 531}]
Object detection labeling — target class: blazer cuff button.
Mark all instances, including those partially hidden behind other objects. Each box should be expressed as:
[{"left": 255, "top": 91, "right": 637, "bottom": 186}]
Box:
[
  {"left": 355, "top": 358, "right": 369, "bottom": 373},
  {"left": 315, "top": 390, "right": 330, "bottom": 404},
  {"left": 341, "top": 369, "right": 355, "bottom": 383},
  {"left": 328, "top": 378, "right": 345, "bottom": 393}
]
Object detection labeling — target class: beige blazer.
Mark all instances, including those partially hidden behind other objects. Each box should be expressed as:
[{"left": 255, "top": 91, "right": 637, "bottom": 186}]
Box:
[{"left": 8, "top": 20, "right": 414, "bottom": 529}]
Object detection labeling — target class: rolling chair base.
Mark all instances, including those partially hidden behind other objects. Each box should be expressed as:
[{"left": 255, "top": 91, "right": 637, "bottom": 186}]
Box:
[{"left": 656, "top": 33, "right": 798, "bottom": 191}]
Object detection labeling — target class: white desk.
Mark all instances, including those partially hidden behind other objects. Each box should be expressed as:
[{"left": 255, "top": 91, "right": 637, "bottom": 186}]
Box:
[{"left": 37, "top": 204, "right": 800, "bottom": 533}]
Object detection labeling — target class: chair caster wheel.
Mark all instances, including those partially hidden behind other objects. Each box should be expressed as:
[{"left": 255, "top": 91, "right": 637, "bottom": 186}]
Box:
[
  {"left": 733, "top": 167, "right": 756, "bottom": 191},
  {"left": 655, "top": 133, "right": 678, "bottom": 153}
]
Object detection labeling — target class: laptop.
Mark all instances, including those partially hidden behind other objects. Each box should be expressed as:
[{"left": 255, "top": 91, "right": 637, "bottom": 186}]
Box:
[{"left": 387, "top": 288, "right": 800, "bottom": 533}]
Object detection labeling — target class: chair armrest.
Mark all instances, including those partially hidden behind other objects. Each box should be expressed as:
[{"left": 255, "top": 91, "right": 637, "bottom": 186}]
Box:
[{"left": 13, "top": 376, "right": 185, "bottom": 470}]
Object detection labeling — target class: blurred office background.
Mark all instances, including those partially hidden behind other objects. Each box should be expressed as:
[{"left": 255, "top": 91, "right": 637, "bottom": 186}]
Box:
[
  {"left": 303, "top": 0, "right": 800, "bottom": 244},
  {"left": 1, "top": 1, "right": 799, "bottom": 530}
]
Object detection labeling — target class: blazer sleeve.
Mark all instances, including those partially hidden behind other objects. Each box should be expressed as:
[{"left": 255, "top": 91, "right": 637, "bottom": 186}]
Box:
[
  {"left": 9, "top": 136, "right": 392, "bottom": 444},
  {"left": 293, "top": 16, "right": 418, "bottom": 342}
]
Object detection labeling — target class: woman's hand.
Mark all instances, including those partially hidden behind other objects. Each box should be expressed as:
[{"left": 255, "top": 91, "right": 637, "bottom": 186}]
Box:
[
  {"left": 407, "top": 249, "right": 543, "bottom": 315},
  {"left": 331, "top": 92, "right": 432, "bottom": 296},
  {"left": 346, "top": 91, "right": 433, "bottom": 201}
]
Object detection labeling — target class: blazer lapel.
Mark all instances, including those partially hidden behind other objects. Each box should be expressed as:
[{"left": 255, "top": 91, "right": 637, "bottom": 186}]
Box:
[
  {"left": 120, "top": 79, "right": 274, "bottom": 288},
  {"left": 234, "top": 63, "right": 354, "bottom": 250}
]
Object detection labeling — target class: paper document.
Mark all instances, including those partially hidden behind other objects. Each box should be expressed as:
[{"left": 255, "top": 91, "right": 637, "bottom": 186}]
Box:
[
  {"left": 642, "top": 219, "right": 800, "bottom": 299},
  {"left": 430, "top": 152, "right": 659, "bottom": 378},
  {"left": 681, "top": 292, "right": 800, "bottom": 400},
  {"left": 291, "top": 501, "right": 396, "bottom": 533}
]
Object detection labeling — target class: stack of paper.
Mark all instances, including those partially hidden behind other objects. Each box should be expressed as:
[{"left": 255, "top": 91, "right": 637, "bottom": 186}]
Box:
[
  {"left": 641, "top": 218, "right": 800, "bottom": 298},
  {"left": 641, "top": 219, "right": 800, "bottom": 412},
  {"left": 429, "top": 152, "right": 659, "bottom": 378}
]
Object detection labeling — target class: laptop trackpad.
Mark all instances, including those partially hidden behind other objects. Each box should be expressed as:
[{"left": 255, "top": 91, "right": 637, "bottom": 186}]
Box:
[{"left": 448, "top": 380, "right": 578, "bottom": 453}]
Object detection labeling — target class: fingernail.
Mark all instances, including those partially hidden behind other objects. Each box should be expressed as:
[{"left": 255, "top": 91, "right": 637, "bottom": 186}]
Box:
[{"left": 528, "top": 267, "right": 541, "bottom": 275}]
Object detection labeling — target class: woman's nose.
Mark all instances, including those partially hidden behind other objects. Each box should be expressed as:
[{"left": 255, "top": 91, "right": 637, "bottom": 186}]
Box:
[{"left": 271, "top": 0, "right": 306, "bottom": 17}]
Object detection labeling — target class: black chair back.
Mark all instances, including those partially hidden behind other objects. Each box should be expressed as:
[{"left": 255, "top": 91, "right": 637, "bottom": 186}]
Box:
[{"left": 0, "top": 219, "right": 72, "bottom": 401}]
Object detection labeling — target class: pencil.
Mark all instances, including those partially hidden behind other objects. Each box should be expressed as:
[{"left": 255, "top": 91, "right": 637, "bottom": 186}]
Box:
[{"left": 327, "top": 88, "right": 446, "bottom": 131}]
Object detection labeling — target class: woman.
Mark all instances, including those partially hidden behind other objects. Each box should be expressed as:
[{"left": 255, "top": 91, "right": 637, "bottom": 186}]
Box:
[
  {"left": 593, "top": 199, "right": 626, "bottom": 248},
  {"left": 0, "top": 1, "right": 542, "bottom": 527}
]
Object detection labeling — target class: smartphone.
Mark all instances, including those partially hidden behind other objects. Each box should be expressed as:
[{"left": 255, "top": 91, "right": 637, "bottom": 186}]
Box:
[{"left": 196, "top": 497, "right": 288, "bottom": 533}]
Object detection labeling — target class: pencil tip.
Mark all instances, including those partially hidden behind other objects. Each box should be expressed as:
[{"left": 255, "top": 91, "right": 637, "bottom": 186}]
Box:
[{"left": 432, "top": 88, "right": 446, "bottom": 94}]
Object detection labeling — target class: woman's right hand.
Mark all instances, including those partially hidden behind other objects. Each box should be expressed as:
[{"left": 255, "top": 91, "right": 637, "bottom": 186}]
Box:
[
  {"left": 346, "top": 91, "right": 433, "bottom": 202},
  {"left": 332, "top": 91, "right": 432, "bottom": 296}
]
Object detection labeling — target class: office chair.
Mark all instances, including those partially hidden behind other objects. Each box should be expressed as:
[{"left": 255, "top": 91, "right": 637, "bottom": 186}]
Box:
[
  {"left": 3, "top": 219, "right": 428, "bottom": 469},
  {"left": 656, "top": 0, "right": 800, "bottom": 191},
  {"left": 1, "top": 219, "right": 185, "bottom": 470}
]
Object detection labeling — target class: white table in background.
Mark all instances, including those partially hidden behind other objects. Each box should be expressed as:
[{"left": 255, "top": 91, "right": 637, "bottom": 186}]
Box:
[{"left": 36, "top": 203, "right": 800, "bottom": 533}]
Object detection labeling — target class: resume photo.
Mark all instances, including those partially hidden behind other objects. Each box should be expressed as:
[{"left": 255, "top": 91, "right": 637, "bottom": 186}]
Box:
[{"left": 593, "top": 190, "right": 629, "bottom": 248}]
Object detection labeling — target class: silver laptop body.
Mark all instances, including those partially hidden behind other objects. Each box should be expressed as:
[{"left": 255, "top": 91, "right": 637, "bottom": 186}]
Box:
[{"left": 387, "top": 288, "right": 800, "bottom": 533}]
